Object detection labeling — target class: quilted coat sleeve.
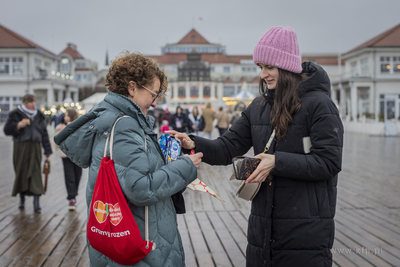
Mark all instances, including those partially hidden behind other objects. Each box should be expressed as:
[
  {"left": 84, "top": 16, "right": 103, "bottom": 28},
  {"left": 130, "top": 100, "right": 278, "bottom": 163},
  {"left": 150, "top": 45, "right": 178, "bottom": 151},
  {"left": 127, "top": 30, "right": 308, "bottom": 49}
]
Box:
[
  {"left": 271, "top": 95, "right": 344, "bottom": 181},
  {"left": 112, "top": 118, "right": 198, "bottom": 206}
]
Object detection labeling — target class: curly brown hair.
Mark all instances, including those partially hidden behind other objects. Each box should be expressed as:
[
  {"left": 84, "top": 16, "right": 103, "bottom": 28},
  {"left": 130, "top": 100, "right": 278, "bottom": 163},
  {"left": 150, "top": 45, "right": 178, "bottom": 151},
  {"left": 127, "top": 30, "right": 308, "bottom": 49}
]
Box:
[{"left": 105, "top": 52, "right": 168, "bottom": 98}]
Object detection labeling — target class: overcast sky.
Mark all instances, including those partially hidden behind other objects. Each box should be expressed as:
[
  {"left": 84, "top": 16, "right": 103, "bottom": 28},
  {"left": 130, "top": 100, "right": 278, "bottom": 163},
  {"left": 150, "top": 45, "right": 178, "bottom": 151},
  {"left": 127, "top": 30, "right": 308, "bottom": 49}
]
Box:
[{"left": 1, "top": 0, "right": 399, "bottom": 69}]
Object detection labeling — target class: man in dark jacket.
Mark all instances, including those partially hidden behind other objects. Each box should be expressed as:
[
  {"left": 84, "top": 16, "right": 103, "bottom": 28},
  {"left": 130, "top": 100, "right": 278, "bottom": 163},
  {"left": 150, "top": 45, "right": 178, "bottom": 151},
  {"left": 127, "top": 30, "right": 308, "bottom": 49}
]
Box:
[{"left": 4, "top": 94, "right": 52, "bottom": 212}]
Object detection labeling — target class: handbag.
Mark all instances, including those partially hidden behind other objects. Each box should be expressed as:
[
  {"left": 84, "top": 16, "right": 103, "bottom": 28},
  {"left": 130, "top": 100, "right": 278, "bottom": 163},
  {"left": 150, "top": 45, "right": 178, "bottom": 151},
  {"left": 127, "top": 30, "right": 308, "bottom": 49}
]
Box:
[
  {"left": 230, "top": 129, "right": 276, "bottom": 201},
  {"left": 87, "top": 116, "right": 154, "bottom": 265}
]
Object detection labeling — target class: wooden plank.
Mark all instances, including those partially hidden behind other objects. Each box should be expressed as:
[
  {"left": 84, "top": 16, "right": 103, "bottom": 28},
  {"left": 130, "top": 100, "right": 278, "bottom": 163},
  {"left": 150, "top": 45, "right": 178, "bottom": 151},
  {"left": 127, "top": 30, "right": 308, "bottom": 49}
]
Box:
[
  {"left": 335, "top": 221, "right": 392, "bottom": 267},
  {"left": 183, "top": 212, "right": 214, "bottom": 267},
  {"left": 207, "top": 211, "right": 245, "bottom": 267},
  {"left": 59, "top": 230, "right": 88, "bottom": 267},
  {"left": 177, "top": 214, "right": 196, "bottom": 267},
  {"left": 195, "top": 212, "right": 231, "bottom": 266},
  {"left": 41, "top": 207, "right": 87, "bottom": 267},
  {"left": 218, "top": 211, "right": 247, "bottom": 255},
  {"left": 333, "top": 230, "right": 375, "bottom": 267},
  {"left": 332, "top": 239, "right": 359, "bottom": 267},
  {"left": 76, "top": 245, "right": 90, "bottom": 267}
]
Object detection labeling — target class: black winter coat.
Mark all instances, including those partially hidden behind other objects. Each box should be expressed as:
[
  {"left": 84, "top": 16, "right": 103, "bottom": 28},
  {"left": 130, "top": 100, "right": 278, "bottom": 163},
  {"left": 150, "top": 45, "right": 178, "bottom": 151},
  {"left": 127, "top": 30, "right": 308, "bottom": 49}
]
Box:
[
  {"left": 189, "top": 62, "right": 343, "bottom": 267},
  {"left": 170, "top": 113, "right": 190, "bottom": 133},
  {"left": 4, "top": 108, "right": 52, "bottom": 155}
]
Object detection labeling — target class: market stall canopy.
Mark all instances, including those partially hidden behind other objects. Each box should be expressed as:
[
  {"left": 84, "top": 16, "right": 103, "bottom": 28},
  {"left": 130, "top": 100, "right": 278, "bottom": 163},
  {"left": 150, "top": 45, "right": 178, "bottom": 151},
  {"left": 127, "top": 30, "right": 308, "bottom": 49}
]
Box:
[
  {"left": 230, "top": 90, "right": 255, "bottom": 100},
  {"left": 222, "top": 81, "right": 256, "bottom": 106}
]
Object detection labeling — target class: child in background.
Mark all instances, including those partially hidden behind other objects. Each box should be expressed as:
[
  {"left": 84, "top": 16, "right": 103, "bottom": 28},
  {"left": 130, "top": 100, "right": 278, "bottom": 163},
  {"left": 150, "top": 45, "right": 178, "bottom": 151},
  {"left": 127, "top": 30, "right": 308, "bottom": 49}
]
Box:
[{"left": 160, "top": 120, "right": 171, "bottom": 133}]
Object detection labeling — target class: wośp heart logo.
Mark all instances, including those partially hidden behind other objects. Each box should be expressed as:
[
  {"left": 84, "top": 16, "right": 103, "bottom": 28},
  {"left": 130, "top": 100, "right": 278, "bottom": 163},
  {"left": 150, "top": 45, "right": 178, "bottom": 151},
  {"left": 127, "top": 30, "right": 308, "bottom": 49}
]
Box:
[{"left": 93, "top": 200, "right": 123, "bottom": 226}]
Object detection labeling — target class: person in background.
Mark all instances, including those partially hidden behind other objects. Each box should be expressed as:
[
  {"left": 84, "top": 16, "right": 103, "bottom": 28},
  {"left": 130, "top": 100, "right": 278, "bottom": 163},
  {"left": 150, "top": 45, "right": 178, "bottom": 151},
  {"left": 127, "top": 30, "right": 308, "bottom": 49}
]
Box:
[
  {"left": 161, "top": 108, "right": 172, "bottom": 126},
  {"left": 215, "top": 106, "right": 230, "bottom": 136},
  {"left": 55, "top": 108, "right": 82, "bottom": 211},
  {"left": 3, "top": 94, "right": 52, "bottom": 213},
  {"left": 170, "top": 106, "right": 190, "bottom": 133},
  {"left": 188, "top": 106, "right": 205, "bottom": 136},
  {"left": 159, "top": 120, "right": 171, "bottom": 133},
  {"left": 201, "top": 102, "right": 215, "bottom": 139},
  {"left": 51, "top": 107, "right": 64, "bottom": 128},
  {"left": 169, "top": 26, "right": 343, "bottom": 267},
  {"left": 54, "top": 52, "right": 203, "bottom": 267}
]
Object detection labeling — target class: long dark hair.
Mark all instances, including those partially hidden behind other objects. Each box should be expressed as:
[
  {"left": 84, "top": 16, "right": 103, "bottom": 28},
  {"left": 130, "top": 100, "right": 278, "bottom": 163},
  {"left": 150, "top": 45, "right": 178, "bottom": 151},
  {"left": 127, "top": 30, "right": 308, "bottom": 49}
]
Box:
[{"left": 259, "top": 68, "right": 303, "bottom": 140}]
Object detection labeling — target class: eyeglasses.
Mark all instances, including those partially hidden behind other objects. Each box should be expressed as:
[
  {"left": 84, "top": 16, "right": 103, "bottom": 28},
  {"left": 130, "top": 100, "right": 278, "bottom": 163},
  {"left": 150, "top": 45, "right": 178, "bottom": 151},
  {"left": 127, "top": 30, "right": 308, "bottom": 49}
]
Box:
[{"left": 141, "top": 85, "right": 160, "bottom": 103}]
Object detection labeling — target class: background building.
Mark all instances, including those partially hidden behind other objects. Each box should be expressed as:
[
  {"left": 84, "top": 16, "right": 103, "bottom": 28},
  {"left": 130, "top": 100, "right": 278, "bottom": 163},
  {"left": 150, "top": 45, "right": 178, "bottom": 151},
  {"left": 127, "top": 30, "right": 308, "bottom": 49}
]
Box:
[
  {"left": 0, "top": 24, "right": 78, "bottom": 121},
  {"left": 149, "top": 29, "right": 343, "bottom": 112},
  {"left": 59, "top": 43, "right": 100, "bottom": 100},
  {"left": 331, "top": 23, "right": 400, "bottom": 135},
  {"left": 148, "top": 29, "right": 260, "bottom": 111}
]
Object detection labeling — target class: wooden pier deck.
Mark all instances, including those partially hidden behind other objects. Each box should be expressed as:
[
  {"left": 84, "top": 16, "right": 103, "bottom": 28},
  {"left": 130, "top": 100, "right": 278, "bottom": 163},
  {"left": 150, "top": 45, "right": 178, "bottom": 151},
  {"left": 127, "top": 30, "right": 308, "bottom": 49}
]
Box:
[{"left": 0, "top": 131, "right": 399, "bottom": 266}]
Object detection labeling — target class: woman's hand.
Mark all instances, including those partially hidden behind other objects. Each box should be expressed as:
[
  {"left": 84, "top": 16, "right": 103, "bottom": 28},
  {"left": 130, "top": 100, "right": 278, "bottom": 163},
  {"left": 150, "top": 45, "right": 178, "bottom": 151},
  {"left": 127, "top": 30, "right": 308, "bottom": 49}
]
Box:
[
  {"left": 245, "top": 153, "right": 275, "bottom": 183},
  {"left": 165, "top": 130, "right": 195, "bottom": 150},
  {"left": 184, "top": 152, "right": 203, "bottom": 168}
]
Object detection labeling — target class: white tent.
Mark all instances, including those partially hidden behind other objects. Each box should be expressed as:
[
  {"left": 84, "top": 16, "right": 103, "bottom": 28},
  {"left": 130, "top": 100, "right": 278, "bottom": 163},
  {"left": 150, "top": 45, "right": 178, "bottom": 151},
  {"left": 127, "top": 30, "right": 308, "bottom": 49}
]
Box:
[
  {"left": 230, "top": 90, "right": 255, "bottom": 100},
  {"left": 230, "top": 81, "right": 255, "bottom": 100},
  {"left": 81, "top": 93, "right": 107, "bottom": 111}
]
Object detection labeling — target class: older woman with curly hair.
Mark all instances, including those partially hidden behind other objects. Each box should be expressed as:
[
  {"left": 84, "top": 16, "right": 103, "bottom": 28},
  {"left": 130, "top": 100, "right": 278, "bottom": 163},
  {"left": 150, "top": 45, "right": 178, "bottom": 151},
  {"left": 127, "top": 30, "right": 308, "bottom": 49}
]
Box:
[{"left": 54, "top": 52, "right": 203, "bottom": 267}]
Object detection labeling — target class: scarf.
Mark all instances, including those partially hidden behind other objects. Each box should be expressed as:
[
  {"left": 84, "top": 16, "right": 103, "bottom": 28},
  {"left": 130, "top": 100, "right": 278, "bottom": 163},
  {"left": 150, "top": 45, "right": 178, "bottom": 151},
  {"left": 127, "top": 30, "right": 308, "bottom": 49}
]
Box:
[{"left": 18, "top": 104, "right": 38, "bottom": 119}]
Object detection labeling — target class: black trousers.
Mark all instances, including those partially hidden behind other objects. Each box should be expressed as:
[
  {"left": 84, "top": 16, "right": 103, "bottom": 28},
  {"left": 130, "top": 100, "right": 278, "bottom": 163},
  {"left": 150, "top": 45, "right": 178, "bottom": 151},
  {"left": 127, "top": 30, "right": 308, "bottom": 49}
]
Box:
[
  {"left": 62, "top": 157, "right": 82, "bottom": 200},
  {"left": 218, "top": 127, "right": 228, "bottom": 136}
]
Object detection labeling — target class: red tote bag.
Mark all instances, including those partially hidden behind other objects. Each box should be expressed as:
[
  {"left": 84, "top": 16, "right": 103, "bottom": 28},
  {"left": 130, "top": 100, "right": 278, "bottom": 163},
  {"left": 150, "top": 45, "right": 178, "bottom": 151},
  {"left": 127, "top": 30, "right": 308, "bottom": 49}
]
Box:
[{"left": 87, "top": 116, "right": 154, "bottom": 265}]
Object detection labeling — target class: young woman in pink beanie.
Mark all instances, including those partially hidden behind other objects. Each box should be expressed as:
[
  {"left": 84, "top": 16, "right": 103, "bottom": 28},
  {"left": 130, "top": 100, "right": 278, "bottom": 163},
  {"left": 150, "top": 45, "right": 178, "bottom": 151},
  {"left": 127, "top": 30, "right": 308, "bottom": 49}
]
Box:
[{"left": 169, "top": 26, "right": 343, "bottom": 267}]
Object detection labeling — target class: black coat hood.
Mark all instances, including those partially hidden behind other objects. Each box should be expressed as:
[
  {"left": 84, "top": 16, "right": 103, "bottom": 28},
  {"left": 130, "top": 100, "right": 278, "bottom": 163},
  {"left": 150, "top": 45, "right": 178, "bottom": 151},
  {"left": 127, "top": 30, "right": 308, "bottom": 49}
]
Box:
[{"left": 299, "top": 61, "right": 331, "bottom": 96}]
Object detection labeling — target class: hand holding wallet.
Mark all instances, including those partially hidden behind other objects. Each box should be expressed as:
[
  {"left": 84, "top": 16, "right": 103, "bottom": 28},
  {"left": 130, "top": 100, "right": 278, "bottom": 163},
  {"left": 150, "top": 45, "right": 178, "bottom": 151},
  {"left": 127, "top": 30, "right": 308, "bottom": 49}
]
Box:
[{"left": 232, "top": 156, "right": 261, "bottom": 180}]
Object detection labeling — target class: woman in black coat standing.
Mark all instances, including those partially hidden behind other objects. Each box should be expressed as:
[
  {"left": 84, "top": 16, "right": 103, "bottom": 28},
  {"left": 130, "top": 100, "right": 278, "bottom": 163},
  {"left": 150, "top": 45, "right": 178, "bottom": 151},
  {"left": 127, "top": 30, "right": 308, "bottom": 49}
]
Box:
[
  {"left": 4, "top": 94, "right": 52, "bottom": 212},
  {"left": 168, "top": 26, "right": 343, "bottom": 267}
]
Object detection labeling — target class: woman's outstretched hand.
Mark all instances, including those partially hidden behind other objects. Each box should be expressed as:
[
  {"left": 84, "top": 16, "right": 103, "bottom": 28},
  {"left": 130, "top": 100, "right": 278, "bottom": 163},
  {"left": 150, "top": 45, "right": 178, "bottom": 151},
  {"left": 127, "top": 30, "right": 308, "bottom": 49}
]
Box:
[
  {"left": 184, "top": 152, "right": 203, "bottom": 168},
  {"left": 165, "top": 130, "right": 195, "bottom": 150},
  {"left": 245, "top": 153, "right": 275, "bottom": 183}
]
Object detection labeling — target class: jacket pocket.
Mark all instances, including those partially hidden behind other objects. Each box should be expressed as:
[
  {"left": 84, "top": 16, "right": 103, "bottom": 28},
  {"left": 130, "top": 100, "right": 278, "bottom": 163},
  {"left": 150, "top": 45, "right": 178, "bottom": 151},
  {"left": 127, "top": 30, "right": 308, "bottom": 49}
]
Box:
[{"left": 306, "top": 183, "right": 318, "bottom": 216}]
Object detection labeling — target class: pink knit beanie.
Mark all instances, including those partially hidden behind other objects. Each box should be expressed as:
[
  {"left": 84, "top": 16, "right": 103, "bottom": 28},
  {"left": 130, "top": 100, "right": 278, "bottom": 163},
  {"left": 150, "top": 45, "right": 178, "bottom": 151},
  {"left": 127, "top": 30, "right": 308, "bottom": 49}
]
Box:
[{"left": 253, "top": 26, "right": 302, "bottom": 74}]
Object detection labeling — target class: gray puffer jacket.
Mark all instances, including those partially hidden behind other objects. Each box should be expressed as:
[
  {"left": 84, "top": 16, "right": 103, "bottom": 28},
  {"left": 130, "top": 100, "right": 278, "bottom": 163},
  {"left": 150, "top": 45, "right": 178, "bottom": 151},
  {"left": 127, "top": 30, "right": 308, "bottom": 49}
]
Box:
[{"left": 54, "top": 92, "right": 197, "bottom": 267}]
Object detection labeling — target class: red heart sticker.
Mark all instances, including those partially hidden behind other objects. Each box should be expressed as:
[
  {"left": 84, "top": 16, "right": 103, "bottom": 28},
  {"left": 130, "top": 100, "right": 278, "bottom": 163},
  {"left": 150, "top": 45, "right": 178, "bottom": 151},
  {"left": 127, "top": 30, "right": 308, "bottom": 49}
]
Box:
[
  {"left": 109, "top": 203, "right": 123, "bottom": 226},
  {"left": 93, "top": 201, "right": 108, "bottom": 223}
]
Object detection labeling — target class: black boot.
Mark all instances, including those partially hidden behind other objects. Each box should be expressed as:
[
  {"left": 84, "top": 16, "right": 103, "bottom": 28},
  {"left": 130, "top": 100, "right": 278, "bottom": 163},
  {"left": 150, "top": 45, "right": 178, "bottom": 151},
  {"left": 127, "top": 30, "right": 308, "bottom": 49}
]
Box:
[
  {"left": 18, "top": 193, "right": 25, "bottom": 209},
  {"left": 33, "top": 195, "right": 41, "bottom": 213}
]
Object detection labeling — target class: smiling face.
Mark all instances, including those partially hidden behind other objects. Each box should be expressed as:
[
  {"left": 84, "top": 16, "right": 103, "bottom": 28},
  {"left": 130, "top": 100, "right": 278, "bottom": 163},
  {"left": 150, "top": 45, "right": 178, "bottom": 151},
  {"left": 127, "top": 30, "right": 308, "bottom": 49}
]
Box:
[
  {"left": 128, "top": 77, "right": 160, "bottom": 116},
  {"left": 259, "top": 63, "right": 279, "bottom": 90}
]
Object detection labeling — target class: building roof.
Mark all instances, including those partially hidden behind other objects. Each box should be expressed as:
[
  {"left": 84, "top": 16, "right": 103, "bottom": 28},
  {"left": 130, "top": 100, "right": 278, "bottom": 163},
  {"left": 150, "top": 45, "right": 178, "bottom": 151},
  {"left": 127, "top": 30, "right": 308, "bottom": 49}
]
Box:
[
  {"left": 148, "top": 52, "right": 253, "bottom": 65},
  {"left": 345, "top": 23, "right": 400, "bottom": 54},
  {"left": 0, "top": 24, "right": 56, "bottom": 56},
  {"left": 302, "top": 54, "right": 344, "bottom": 65},
  {"left": 226, "top": 55, "right": 253, "bottom": 64},
  {"left": 238, "top": 77, "right": 246, "bottom": 83},
  {"left": 60, "top": 43, "right": 85, "bottom": 59},
  {"left": 177, "top": 29, "right": 210, "bottom": 44},
  {"left": 224, "top": 77, "right": 234, "bottom": 83}
]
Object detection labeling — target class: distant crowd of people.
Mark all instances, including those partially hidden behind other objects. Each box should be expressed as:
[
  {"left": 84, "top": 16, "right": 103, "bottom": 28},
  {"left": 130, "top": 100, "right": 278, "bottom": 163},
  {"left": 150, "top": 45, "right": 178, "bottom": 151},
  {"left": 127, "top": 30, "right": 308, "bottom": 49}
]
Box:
[{"left": 155, "top": 103, "right": 237, "bottom": 139}]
